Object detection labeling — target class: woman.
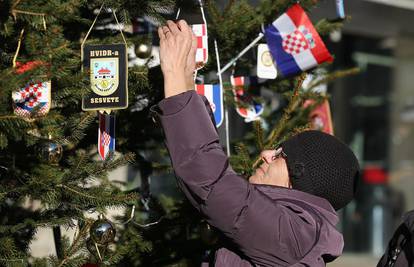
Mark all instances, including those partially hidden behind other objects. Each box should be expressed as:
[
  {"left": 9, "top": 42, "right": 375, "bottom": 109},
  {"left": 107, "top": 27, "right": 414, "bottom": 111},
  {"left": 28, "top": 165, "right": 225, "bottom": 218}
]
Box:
[{"left": 151, "top": 20, "right": 360, "bottom": 266}]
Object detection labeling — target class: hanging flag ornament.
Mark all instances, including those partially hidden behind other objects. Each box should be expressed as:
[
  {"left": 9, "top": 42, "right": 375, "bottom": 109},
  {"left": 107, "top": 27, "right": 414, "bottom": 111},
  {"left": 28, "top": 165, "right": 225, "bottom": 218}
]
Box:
[
  {"left": 264, "top": 4, "right": 333, "bottom": 77},
  {"left": 98, "top": 112, "right": 115, "bottom": 160},
  {"left": 82, "top": 43, "right": 128, "bottom": 111},
  {"left": 192, "top": 23, "right": 208, "bottom": 68},
  {"left": 257, "top": 43, "right": 277, "bottom": 79},
  {"left": 12, "top": 61, "right": 51, "bottom": 120},
  {"left": 195, "top": 84, "right": 223, "bottom": 127},
  {"left": 230, "top": 76, "right": 264, "bottom": 122},
  {"left": 336, "top": 0, "right": 346, "bottom": 20},
  {"left": 302, "top": 71, "right": 333, "bottom": 135},
  {"left": 81, "top": 4, "right": 128, "bottom": 160},
  {"left": 218, "top": 4, "right": 333, "bottom": 77},
  {"left": 176, "top": 0, "right": 208, "bottom": 69}
]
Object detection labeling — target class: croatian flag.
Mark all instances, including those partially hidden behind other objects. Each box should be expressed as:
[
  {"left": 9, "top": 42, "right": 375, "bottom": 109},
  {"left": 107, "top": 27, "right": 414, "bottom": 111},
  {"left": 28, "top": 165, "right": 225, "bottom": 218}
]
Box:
[
  {"left": 264, "top": 4, "right": 333, "bottom": 77},
  {"left": 192, "top": 24, "right": 208, "bottom": 67},
  {"left": 195, "top": 84, "right": 223, "bottom": 127},
  {"left": 230, "top": 76, "right": 264, "bottom": 122},
  {"left": 98, "top": 113, "right": 115, "bottom": 160}
]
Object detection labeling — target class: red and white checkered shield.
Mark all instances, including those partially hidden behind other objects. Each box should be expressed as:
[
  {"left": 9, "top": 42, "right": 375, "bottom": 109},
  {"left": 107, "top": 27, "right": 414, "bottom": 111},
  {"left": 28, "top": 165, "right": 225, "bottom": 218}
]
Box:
[
  {"left": 12, "top": 81, "right": 51, "bottom": 119},
  {"left": 282, "top": 29, "right": 310, "bottom": 55}
]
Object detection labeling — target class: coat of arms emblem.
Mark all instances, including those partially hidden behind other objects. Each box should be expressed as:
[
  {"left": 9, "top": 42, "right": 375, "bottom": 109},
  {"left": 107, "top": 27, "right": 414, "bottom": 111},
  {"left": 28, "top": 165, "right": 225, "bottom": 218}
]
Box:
[{"left": 91, "top": 58, "right": 119, "bottom": 96}]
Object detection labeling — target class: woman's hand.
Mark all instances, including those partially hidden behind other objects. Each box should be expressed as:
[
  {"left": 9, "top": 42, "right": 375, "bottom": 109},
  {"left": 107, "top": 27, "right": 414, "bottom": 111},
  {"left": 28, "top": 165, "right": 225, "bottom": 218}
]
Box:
[{"left": 158, "top": 20, "right": 196, "bottom": 98}]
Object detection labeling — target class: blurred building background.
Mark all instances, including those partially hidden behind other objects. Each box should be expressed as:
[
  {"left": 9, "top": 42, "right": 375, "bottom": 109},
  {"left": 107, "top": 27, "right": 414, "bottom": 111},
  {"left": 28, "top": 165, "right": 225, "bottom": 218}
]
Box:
[{"left": 311, "top": 0, "right": 414, "bottom": 265}]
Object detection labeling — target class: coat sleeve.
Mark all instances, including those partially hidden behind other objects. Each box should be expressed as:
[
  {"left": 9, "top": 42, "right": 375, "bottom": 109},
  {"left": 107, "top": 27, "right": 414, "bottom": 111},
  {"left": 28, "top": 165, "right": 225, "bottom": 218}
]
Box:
[{"left": 154, "top": 91, "right": 317, "bottom": 266}]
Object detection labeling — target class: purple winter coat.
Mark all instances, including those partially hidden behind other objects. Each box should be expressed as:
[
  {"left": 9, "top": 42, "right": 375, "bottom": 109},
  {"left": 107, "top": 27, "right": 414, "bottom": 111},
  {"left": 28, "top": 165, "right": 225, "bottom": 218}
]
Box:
[{"left": 154, "top": 91, "right": 344, "bottom": 266}]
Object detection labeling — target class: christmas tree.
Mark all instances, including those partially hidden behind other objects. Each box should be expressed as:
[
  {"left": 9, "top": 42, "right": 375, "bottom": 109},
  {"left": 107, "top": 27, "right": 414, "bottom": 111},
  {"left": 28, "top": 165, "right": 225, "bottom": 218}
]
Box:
[{"left": 0, "top": 0, "right": 356, "bottom": 266}]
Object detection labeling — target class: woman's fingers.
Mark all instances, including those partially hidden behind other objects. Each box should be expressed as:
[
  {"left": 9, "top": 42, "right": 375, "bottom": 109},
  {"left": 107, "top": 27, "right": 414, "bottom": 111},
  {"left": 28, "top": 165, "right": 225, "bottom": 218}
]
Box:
[
  {"left": 158, "top": 27, "right": 166, "bottom": 41},
  {"left": 166, "top": 20, "right": 180, "bottom": 35},
  {"left": 177, "top": 20, "right": 189, "bottom": 32}
]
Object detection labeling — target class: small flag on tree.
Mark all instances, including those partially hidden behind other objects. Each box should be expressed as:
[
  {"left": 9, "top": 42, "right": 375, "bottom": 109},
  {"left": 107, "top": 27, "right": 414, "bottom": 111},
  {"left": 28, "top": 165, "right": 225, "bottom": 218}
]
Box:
[
  {"left": 336, "top": 0, "right": 345, "bottom": 19},
  {"left": 98, "top": 112, "right": 115, "bottom": 160},
  {"left": 230, "top": 76, "right": 264, "bottom": 122},
  {"left": 264, "top": 4, "right": 333, "bottom": 77},
  {"left": 192, "top": 24, "right": 208, "bottom": 68},
  {"left": 195, "top": 84, "right": 223, "bottom": 127}
]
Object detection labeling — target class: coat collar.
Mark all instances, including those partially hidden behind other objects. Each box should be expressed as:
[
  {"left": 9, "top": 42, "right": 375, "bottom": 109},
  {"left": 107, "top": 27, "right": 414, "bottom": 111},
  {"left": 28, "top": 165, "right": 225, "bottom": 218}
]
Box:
[{"left": 253, "top": 184, "right": 339, "bottom": 225}]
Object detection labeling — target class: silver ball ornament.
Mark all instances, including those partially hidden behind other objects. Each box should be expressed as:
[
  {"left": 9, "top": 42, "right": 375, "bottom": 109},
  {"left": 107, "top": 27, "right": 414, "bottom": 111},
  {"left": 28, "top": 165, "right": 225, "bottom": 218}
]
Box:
[
  {"left": 135, "top": 43, "right": 152, "bottom": 59},
  {"left": 36, "top": 141, "right": 63, "bottom": 164},
  {"left": 89, "top": 219, "right": 116, "bottom": 245}
]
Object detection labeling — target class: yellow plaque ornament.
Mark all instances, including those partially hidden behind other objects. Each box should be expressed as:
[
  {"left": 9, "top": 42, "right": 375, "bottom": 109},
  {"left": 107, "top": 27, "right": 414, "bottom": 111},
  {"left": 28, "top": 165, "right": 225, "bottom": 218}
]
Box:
[{"left": 257, "top": 43, "right": 277, "bottom": 80}]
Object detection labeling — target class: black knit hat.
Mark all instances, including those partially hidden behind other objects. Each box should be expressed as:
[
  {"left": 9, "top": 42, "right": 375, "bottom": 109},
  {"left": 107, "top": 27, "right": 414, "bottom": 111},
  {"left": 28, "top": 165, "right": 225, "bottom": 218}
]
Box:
[{"left": 281, "top": 130, "right": 360, "bottom": 210}]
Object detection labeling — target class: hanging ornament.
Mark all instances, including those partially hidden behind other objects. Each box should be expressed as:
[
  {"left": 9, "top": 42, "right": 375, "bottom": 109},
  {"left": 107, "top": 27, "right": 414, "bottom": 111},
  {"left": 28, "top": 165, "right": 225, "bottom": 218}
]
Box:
[
  {"left": 81, "top": 5, "right": 128, "bottom": 112},
  {"left": 89, "top": 218, "right": 116, "bottom": 245},
  {"left": 81, "top": 4, "right": 129, "bottom": 160},
  {"left": 199, "top": 220, "right": 218, "bottom": 246},
  {"left": 176, "top": 0, "right": 208, "bottom": 69},
  {"left": 230, "top": 76, "right": 264, "bottom": 122},
  {"left": 192, "top": 23, "right": 208, "bottom": 69},
  {"left": 195, "top": 84, "right": 223, "bottom": 127},
  {"left": 257, "top": 43, "right": 277, "bottom": 79},
  {"left": 12, "top": 61, "right": 51, "bottom": 120},
  {"left": 81, "top": 43, "right": 128, "bottom": 111},
  {"left": 263, "top": 4, "right": 333, "bottom": 77},
  {"left": 304, "top": 99, "right": 334, "bottom": 135},
  {"left": 15, "top": 60, "right": 45, "bottom": 74},
  {"left": 98, "top": 112, "right": 115, "bottom": 160},
  {"left": 135, "top": 43, "right": 152, "bottom": 59},
  {"left": 36, "top": 139, "right": 63, "bottom": 164},
  {"left": 335, "top": 0, "right": 345, "bottom": 20}
]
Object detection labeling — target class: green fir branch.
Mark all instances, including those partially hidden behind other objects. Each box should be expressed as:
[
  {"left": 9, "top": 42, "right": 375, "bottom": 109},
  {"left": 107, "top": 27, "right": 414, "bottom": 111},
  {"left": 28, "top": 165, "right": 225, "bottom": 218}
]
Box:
[{"left": 253, "top": 120, "right": 264, "bottom": 151}]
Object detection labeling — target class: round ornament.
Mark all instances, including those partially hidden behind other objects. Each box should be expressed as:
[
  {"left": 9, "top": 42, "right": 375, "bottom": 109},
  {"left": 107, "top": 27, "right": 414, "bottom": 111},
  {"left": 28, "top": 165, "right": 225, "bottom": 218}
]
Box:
[
  {"left": 135, "top": 43, "right": 152, "bottom": 59},
  {"left": 36, "top": 140, "right": 63, "bottom": 164},
  {"left": 90, "top": 219, "right": 116, "bottom": 245}
]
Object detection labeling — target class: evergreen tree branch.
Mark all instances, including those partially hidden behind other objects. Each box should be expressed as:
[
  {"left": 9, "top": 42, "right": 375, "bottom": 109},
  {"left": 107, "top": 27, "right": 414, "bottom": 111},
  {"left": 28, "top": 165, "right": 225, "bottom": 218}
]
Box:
[
  {"left": 308, "top": 67, "right": 360, "bottom": 89},
  {"left": 57, "top": 220, "right": 92, "bottom": 267},
  {"left": 252, "top": 73, "right": 307, "bottom": 169},
  {"left": 253, "top": 120, "right": 264, "bottom": 151},
  {"left": 266, "top": 73, "right": 307, "bottom": 147}
]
